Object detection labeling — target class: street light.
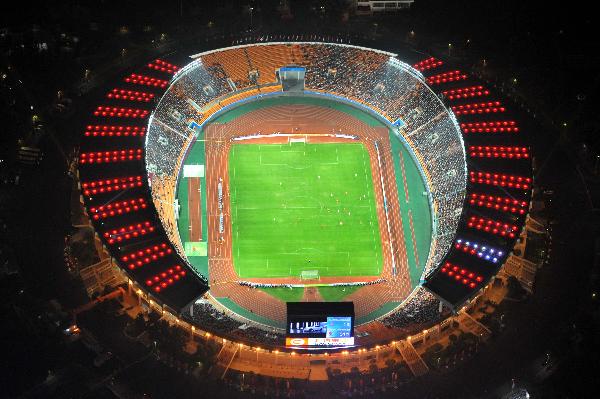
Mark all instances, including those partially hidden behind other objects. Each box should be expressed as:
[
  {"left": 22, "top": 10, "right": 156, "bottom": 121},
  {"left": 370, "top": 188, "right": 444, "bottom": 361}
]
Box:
[{"left": 249, "top": 7, "right": 254, "bottom": 29}]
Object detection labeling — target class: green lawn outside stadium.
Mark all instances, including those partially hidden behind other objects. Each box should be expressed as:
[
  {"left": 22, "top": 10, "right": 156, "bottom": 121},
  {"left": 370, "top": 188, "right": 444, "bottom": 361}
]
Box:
[{"left": 228, "top": 142, "right": 383, "bottom": 279}]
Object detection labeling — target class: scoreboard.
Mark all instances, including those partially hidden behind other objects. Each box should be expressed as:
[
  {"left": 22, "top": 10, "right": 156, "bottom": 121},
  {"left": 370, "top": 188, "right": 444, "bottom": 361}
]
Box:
[
  {"left": 277, "top": 66, "right": 306, "bottom": 92},
  {"left": 286, "top": 302, "right": 355, "bottom": 349}
]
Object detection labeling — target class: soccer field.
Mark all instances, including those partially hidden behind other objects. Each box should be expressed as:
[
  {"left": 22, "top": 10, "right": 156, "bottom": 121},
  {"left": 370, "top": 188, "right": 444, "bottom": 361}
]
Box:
[{"left": 228, "top": 142, "right": 383, "bottom": 279}]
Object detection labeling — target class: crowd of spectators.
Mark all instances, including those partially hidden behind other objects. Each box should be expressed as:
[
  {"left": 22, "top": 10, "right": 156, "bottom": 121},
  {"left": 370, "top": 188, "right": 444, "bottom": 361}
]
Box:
[
  {"left": 231, "top": 326, "right": 283, "bottom": 346},
  {"left": 186, "top": 288, "right": 445, "bottom": 345},
  {"left": 186, "top": 299, "right": 244, "bottom": 334},
  {"left": 329, "top": 278, "right": 386, "bottom": 287},
  {"left": 381, "top": 288, "right": 444, "bottom": 330},
  {"left": 238, "top": 281, "right": 295, "bottom": 289},
  {"left": 185, "top": 299, "right": 284, "bottom": 346},
  {"left": 237, "top": 278, "right": 386, "bottom": 289}
]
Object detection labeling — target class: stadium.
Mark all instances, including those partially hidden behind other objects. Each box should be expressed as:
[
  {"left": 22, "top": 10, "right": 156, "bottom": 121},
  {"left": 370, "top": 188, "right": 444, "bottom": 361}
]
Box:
[{"left": 77, "top": 40, "right": 532, "bottom": 377}]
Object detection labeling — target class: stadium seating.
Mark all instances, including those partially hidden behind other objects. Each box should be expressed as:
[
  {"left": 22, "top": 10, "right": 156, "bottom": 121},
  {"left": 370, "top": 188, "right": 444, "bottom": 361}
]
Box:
[
  {"left": 146, "top": 43, "right": 468, "bottom": 283},
  {"left": 77, "top": 43, "right": 532, "bottom": 344}
]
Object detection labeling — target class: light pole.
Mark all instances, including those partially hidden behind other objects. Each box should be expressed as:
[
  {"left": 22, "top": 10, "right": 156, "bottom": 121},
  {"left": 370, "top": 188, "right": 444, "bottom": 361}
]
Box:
[{"left": 249, "top": 7, "right": 254, "bottom": 30}]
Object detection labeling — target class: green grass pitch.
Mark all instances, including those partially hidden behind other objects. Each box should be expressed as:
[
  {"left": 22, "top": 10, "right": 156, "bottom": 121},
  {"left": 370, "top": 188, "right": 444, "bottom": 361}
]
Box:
[{"left": 228, "top": 142, "right": 383, "bottom": 278}]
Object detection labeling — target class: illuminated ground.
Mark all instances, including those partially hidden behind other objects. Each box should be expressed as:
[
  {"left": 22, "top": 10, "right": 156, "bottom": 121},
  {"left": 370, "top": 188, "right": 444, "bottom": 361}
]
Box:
[{"left": 228, "top": 142, "right": 383, "bottom": 279}]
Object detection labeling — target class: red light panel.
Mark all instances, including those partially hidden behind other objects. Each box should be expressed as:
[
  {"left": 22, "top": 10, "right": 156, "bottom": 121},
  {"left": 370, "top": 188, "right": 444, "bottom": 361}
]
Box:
[
  {"left": 413, "top": 57, "right": 443, "bottom": 72},
  {"left": 107, "top": 88, "right": 155, "bottom": 102},
  {"left": 81, "top": 176, "right": 144, "bottom": 196},
  {"left": 93, "top": 106, "right": 149, "bottom": 118},
  {"left": 84, "top": 125, "right": 146, "bottom": 137},
  {"left": 443, "top": 85, "right": 489, "bottom": 100},
  {"left": 468, "top": 146, "right": 529, "bottom": 159},
  {"left": 469, "top": 171, "right": 531, "bottom": 190},
  {"left": 103, "top": 221, "right": 155, "bottom": 244},
  {"left": 89, "top": 198, "right": 147, "bottom": 220},
  {"left": 467, "top": 215, "right": 519, "bottom": 238},
  {"left": 124, "top": 73, "right": 168, "bottom": 88},
  {"left": 439, "top": 261, "right": 483, "bottom": 289},
  {"left": 147, "top": 59, "right": 180, "bottom": 74},
  {"left": 121, "top": 243, "right": 173, "bottom": 270},
  {"left": 427, "top": 70, "right": 468, "bottom": 85},
  {"left": 79, "top": 149, "right": 143, "bottom": 164},
  {"left": 146, "top": 265, "right": 186, "bottom": 293},
  {"left": 469, "top": 193, "right": 529, "bottom": 215},
  {"left": 452, "top": 101, "right": 505, "bottom": 115},
  {"left": 460, "top": 121, "right": 518, "bottom": 133}
]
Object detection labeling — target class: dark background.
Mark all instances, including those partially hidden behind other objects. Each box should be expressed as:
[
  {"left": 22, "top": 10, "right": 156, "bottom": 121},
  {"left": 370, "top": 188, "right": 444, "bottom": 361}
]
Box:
[{"left": 1, "top": 1, "right": 599, "bottom": 398}]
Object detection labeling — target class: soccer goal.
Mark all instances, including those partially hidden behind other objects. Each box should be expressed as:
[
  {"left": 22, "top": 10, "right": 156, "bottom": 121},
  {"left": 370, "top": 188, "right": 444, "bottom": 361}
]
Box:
[{"left": 300, "top": 270, "right": 320, "bottom": 281}]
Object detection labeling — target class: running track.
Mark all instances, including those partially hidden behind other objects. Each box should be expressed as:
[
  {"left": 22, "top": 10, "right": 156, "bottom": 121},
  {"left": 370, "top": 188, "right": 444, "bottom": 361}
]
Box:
[
  {"left": 197, "top": 103, "right": 415, "bottom": 325},
  {"left": 188, "top": 177, "right": 202, "bottom": 241}
]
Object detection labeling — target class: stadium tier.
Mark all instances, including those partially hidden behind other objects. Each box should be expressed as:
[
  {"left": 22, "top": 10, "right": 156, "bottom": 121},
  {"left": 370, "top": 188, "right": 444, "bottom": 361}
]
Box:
[
  {"left": 77, "top": 43, "right": 532, "bottom": 349},
  {"left": 146, "top": 43, "right": 466, "bottom": 284}
]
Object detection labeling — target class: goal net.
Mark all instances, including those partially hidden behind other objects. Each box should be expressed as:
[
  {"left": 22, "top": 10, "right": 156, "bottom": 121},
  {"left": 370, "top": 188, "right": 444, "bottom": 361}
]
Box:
[{"left": 300, "top": 270, "right": 320, "bottom": 281}]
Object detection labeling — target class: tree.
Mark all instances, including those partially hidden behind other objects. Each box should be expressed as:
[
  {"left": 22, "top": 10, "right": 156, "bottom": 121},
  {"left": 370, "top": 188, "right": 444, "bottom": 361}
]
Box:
[
  {"left": 134, "top": 313, "right": 146, "bottom": 331},
  {"left": 507, "top": 276, "right": 527, "bottom": 300},
  {"left": 428, "top": 343, "right": 444, "bottom": 353}
]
